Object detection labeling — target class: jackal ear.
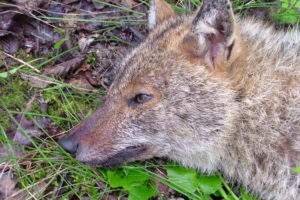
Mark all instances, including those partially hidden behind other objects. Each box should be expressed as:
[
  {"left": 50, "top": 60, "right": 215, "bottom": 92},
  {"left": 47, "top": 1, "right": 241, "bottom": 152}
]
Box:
[
  {"left": 182, "top": 0, "right": 237, "bottom": 69},
  {"left": 148, "top": 0, "right": 176, "bottom": 30}
]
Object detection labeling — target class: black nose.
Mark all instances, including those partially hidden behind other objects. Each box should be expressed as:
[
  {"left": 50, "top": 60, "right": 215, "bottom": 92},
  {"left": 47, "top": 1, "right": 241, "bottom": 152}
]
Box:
[{"left": 58, "top": 136, "right": 79, "bottom": 155}]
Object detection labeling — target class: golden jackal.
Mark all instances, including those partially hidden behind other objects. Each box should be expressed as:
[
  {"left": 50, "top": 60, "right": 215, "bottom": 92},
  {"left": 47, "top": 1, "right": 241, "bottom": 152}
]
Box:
[{"left": 59, "top": 0, "right": 300, "bottom": 199}]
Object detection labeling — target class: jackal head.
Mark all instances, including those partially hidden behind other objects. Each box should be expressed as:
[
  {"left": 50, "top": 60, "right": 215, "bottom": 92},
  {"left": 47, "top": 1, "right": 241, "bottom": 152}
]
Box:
[{"left": 59, "top": 0, "right": 244, "bottom": 169}]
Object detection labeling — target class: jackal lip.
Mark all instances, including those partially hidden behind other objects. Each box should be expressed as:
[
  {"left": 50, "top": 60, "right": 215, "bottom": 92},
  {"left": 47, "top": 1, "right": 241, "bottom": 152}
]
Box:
[{"left": 82, "top": 145, "right": 146, "bottom": 168}]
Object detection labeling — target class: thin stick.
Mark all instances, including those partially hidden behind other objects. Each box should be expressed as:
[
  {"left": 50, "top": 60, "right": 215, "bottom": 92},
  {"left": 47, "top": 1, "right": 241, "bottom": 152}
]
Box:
[{"left": 1, "top": 52, "right": 41, "bottom": 73}]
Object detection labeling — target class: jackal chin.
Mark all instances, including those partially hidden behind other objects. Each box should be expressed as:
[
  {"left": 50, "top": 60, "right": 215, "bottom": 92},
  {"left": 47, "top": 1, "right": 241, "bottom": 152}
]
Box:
[{"left": 80, "top": 145, "right": 147, "bottom": 168}]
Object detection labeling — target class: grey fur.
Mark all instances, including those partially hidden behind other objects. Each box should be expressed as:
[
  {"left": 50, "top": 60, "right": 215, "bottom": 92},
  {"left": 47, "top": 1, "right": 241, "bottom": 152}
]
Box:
[{"left": 60, "top": 0, "right": 300, "bottom": 199}]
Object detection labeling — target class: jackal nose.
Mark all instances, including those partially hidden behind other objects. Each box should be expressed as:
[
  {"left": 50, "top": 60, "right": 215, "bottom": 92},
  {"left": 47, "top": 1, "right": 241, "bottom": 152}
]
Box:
[{"left": 58, "top": 136, "right": 79, "bottom": 155}]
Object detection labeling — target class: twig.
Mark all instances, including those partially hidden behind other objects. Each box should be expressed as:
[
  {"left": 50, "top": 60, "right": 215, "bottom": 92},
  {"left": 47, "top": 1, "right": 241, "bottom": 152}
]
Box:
[{"left": 1, "top": 52, "right": 41, "bottom": 73}]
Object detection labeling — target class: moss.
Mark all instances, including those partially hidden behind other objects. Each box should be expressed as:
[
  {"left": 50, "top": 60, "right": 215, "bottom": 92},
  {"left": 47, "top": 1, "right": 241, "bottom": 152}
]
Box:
[
  {"left": 1, "top": 73, "right": 103, "bottom": 130},
  {"left": 42, "top": 89, "right": 102, "bottom": 129},
  {"left": 0, "top": 76, "right": 37, "bottom": 129}
]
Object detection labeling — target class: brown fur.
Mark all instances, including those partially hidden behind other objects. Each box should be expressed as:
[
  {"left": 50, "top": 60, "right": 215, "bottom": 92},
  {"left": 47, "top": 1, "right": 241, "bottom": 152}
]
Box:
[{"left": 59, "top": 0, "right": 300, "bottom": 199}]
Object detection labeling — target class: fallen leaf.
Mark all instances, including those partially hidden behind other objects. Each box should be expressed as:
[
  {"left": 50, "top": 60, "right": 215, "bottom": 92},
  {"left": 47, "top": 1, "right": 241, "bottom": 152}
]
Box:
[
  {"left": 121, "top": 0, "right": 137, "bottom": 9},
  {"left": 43, "top": 55, "right": 86, "bottom": 78},
  {"left": 14, "top": 0, "right": 44, "bottom": 10},
  {"left": 0, "top": 94, "right": 50, "bottom": 161},
  {"left": 7, "top": 181, "right": 47, "bottom": 200},
  {"left": 12, "top": 94, "right": 50, "bottom": 145},
  {"left": 67, "top": 76, "right": 95, "bottom": 91},
  {"left": 0, "top": 9, "right": 17, "bottom": 30},
  {"left": 78, "top": 34, "right": 99, "bottom": 52},
  {"left": 0, "top": 35, "right": 20, "bottom": 53},
  {"left": 13, "top": 117, "right": 50, "bottom": 146},
  {"left": 20, "top": 73, "right": 52, "bottom": 88},
  {"left": 85, "top": 71, "right": 101, "bottom": 87},
  {"left": 62, "top": 0, "right": 79, "bottom": 4},
  {"left": 74, "top": 63, "right": 90, "bottom": 75},
  {"left": 0, "top": 171, "right": 17, "bottom": 200}
]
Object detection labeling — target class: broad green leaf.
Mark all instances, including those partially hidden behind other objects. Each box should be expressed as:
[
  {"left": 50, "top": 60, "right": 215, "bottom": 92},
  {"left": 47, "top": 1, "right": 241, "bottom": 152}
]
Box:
[
  {"left": 128, "top": 182, "right": 157, "bottom": 200},
  {"left": 122, "top": 168, "right": 150, "bottom": 190},
  {"left": 123, "top": 168, "right": 150, "bottom": 183},
  {"left": 107, "top": 168, "right": 150, "bottom": 190},
  {"left": 276, "top": 0, "right": 300, "bottom": 24},
  {"left": 280, "top": 0, "right": 300, "bottom": 8},
  {"left": 166, "top": 165, "right": 198, "bottom": 193},
  {"left": 292, "top": 167, "right": 300, "bottom": 173},
  {"left": 107, "top": 170, "right": 126, "bottom": 188},
  {"left": 198, "top": 175, "right": 222, "bottom": 195}
]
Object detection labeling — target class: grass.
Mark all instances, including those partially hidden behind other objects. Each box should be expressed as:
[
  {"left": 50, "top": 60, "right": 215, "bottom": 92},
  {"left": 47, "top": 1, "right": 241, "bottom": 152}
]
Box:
[{"left": 0, "top": 0, "right": 299, "bottom": 199}]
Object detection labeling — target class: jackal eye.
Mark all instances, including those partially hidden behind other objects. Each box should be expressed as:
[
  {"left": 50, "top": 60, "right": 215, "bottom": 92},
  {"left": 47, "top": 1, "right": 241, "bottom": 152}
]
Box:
[{"left": 129, "top": 93, "right": 153, "bottom": 105}]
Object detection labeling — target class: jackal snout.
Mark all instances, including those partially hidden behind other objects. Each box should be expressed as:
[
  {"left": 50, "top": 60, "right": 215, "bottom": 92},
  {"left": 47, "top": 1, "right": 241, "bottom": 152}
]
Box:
[{"left": 58, "top": 96, "right": 163, "bottom": 167}]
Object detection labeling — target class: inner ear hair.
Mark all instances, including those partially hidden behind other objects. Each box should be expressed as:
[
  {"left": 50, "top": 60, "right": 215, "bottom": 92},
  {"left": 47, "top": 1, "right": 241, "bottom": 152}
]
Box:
[{"left": 187, "top": 0, "right": 237, "bottom": 69}]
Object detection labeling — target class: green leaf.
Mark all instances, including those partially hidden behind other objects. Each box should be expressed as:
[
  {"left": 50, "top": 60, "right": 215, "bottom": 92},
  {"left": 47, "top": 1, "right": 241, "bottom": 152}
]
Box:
[
  {"left": 280, "top": 0, "right": 300, "bottom": 8},
  {"left": 198, "top": 175, "right": 222, "bottom": 195},
  {"left": 54, "top": 38, "right": 68, "bottom": 50},
  {"left": 292, "top": 167, "right": 300, "bottom": 173},
  {"left": 240, "top": 187, "right": 258, "bottom": 200},
  {"left": 276, "top": 0, "right": 300, "bottom": 24},
  {"left": 128, "top": 182, "right": 157, "bottom": 200},
  {"left": 123, "top": 168, "right": 150, "bottom": 182},
  {"left": 107, "top": 170, "right": 126, "bottom": 188},
  {"left": 107, "top": 168, "right": 150, "bottom": 190},
  {"left": 122, "top": 168, "right": 150, "bottom": 190},
  {"left": 166, "top": 165, "right": 198, "bottom": 193}
]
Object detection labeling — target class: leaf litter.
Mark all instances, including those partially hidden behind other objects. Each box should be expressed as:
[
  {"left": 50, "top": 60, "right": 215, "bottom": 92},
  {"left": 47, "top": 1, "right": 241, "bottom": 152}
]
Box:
[
  {"left": 0, "top": 92, "right": 51, "bottom": 199},
  {"left": 0, "top": 0, "right": 149, "bottom": 198}
]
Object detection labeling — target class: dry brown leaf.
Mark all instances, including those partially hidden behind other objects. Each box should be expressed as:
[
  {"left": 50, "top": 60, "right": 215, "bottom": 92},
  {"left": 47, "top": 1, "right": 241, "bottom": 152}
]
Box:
[
  {"left": 20, "top": 73, "right": 53, "bottom": 88},
  {"left": 67, "top": 76, "right": 95, "bottom": 91},
  {"left": 43, "top": 55, "right": 86, "bottom": 78},
  {"left": 0, "top": 10, "right": 17, "bottom": 31},
  {"left": 74, "top": 63, "right": 90, "bottom": 75},
  {"left": 7, "top": 181, "right": 47, "bottom": 200},
  {"left": 0, "top": 171, "right": 18, "bottom": 200},
  {"left": 14, "top": 0, "right": 44, "bottom": 10},
  {"left": 78, "top": 34, "right": 99, "bottom": 52},
  {"left": 121, "top": 0, "right": 137, "bottom": 9},
  {"left": 13, "top": 94, "right": 49, "bottom": 145},
  {"left": 61, "top": 0, "right": 79, "bottom": 4},
  {"left": 0, "top": 35, "right": 20, "bottom": 53},
  {"left": 0, "top": 94, "right": 50, "bottom": 161}
]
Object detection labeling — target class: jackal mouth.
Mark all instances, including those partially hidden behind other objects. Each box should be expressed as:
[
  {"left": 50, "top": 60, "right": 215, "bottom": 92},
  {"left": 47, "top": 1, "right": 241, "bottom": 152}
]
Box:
[{"left": 82, "top": 145, "right": 147, "bottom": 168}]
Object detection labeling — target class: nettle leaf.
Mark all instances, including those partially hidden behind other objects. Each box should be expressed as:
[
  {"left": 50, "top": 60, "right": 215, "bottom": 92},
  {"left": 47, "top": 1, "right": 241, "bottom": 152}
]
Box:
[
  {"left": 107, "top": 168, "right": 151, "bottom": 190},
  {"left": 276, "top": 0, "right": 300, "bottom": 24},
  {"left": 240, "top": 187, "right": 259, "bottom": 200},
  {"left": 123, "top": 168, "right": 149, "bottom": 182},
  {"left": 166, "top": 165, "right": 198, "bottom": 193},
  {"left": 107, "top": 170, "right": 126, "bottom": 188},
  {"left": 128, "top": 181, "right": 157, "bottom": 200},
  {"left": 292, "top": 167, "right": 300, "bottom": 173},
  {"left": 123, "top": 168, "right": 150, "bottom": 190},
  {"left": 198, "top": 175, "right": 222, "bottom": 195},
  {"left": 280, "top": 0, "right": 300, "bottom": 8},
  {"left": 107, "top": 168, "right": 156, "bottom": 199}
]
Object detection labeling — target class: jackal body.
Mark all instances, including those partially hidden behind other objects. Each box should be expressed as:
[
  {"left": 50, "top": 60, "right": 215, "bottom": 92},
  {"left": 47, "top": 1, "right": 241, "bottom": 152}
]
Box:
[{"left": 59, "top": 0, "right": 300, "bottom": 199}]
